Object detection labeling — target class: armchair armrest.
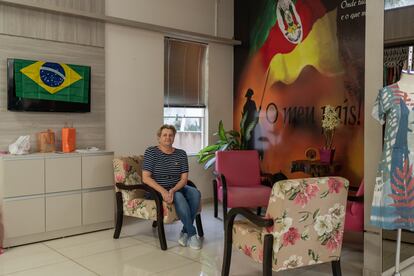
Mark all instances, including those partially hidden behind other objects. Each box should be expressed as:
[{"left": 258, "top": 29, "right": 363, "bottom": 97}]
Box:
[
  {"left": 186, "top": 180, "right": 199, "bottom": 190},
  {"left": 348, "top": 195, "right": 364, "bottom": 202},
  {"left": 348, "top": 186, "right": 360, "bottom": 192},
  {"left": 222, "top": 207, "right": 274, "bottom": 276},
  {"left": 260, "top": 172, "right": 273, "bottom": 178},
  {"left": 260, "top": 172, "right": 273, "bottom": 187},
  {"left": 115, "top": 183, "right": 160, "bottom": 199},
  {"left": 213, "top": 172, "right": 228, "bottom": 190},
  {"left": 347, "top": 186, "right": 363, "bottom": 202},
  {"left": 116, "top": 183, "right": 152, "bottom": 192},
  {"left": 226, "top": 207, "right": 274, "bottom": 228},
  {"left": 115, "top": 183, "right": 164, "bottom": 217}
]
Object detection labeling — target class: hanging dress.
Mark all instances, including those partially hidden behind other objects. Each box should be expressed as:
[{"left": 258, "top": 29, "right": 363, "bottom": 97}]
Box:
[{"left": 371, "top": 83, "right": 414, "bottom": 231}]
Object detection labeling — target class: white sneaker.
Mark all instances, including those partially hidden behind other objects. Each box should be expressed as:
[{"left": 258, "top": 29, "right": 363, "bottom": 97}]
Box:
[
  {"left": 188, "top": 235, "right": 202, "bottom": 250},
  {"left": 178, "top": 232, "right": 188, "bottom": 247}
]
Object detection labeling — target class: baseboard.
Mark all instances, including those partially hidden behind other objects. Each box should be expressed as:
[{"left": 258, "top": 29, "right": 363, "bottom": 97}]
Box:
[
  {"left": 4, "top": 221, "right": 114, "bottom": 248},
  {"left": 382, "top": 255, "right": 414, "bottom": 276}
]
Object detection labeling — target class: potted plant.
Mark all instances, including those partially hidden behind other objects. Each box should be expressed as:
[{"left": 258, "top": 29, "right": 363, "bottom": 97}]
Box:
[
  {"left": 320, "top": 105, "right": 340, "bottom": 163},
  {"left": 197, "top": 112, "right": 258, "bottom": 169}
]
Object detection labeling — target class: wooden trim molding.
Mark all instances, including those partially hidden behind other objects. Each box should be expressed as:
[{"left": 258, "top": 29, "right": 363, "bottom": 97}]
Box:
[{"left": 0, "top": 0, "right": 241, "bottom": 46}]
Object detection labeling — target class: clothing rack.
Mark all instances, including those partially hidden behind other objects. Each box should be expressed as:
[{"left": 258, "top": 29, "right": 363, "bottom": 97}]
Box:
[
  {"left": 383, "top": 45, "right": 412, "bottom": 86},
  {"left": 384, "top": 46, "right": 409, "bottom": 67},
  {"left": 407, "top": 46, "right": 413, "bottom": 72}
]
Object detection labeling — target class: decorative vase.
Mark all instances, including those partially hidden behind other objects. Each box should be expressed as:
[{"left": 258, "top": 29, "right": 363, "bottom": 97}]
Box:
[{"left": 319, "top": 148, "right": 335, "bottom": 164}]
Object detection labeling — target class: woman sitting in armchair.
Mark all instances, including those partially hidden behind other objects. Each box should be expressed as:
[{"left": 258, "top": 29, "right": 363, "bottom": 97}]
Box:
[{"left": 142, "top": 124, "right": 202, "bottom": 250}]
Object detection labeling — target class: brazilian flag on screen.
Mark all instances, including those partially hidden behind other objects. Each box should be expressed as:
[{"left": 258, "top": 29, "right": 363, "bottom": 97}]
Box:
[{"left": 14, "top": 59, "right": 90, "bottom": 103}]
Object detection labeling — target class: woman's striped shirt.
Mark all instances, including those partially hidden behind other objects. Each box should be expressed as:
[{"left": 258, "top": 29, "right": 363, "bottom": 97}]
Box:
[{"left": 142, "top": 146, "right": 189, "bottom": 190}]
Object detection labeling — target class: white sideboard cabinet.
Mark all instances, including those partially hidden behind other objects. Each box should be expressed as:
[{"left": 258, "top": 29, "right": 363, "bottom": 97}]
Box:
[{"left": 1, "top": 151, "right": 114, "bottom": 247}]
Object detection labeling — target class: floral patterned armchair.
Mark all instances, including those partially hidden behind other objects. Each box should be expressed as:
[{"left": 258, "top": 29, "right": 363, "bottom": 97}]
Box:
[
  {"left": 112, "top": 156, "right": 204, "bottom": 250},
  {"left": 222, "top": 177, "right": 349, "bottom": 276}
]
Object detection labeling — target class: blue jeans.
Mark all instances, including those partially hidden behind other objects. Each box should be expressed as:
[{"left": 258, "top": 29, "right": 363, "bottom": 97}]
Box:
[{"left": 173, "top": 185, "right": 201, "bottom": 237}]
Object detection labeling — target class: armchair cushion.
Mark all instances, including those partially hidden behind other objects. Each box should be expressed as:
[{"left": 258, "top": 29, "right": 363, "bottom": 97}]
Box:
[
  {"left": 124, "top": 198, "right": 178, "bottom": 224},
  {"left": 113, "top": 156, "right": 145, "bottom": 200},
  {"left": 215, "top": 150, "right": 261, "bottom": 187},
  {"left": 218, "top": 185, "right": 271, "bottom": 208}
]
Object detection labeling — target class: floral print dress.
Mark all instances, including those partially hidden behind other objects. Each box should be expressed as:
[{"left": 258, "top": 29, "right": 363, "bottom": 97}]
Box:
[{"left": 371, "top": 83, "right": 414, "bottom": 231}]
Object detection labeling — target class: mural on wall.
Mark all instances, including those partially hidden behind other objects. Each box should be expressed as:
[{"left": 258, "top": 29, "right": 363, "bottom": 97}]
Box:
[{"left": 234, "top": 0, "right": 366, "bottom": 186}]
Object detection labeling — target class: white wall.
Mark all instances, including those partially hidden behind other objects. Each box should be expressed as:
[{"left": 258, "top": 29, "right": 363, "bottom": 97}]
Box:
[
  {"left": 105, "top": 25, "right": 164, "bottom": 155},
  {"left": 106, "top": 0, "right": 233, "bottom": 38},
  {"left": 217, "top": 0, "right": 234, "bottom": 38},
  {"left": 105, "top": 0, "right": 234, "bottom": 199}
]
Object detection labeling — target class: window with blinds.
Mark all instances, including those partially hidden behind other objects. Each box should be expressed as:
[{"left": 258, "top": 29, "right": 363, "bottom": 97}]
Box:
[
  {"left": 164, "top": 38, "right": 208, "bottom": 154},
  {"left": 164, "top": 38, "right": 207, "bottom": 107}
]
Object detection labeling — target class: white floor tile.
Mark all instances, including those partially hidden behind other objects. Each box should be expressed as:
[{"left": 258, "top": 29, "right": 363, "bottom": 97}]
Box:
[
  {"left": 169, "top": 240, "right": 223, "bottom": 264},
  {"left": 52, "top": 237, "right": 143, "bottom": 259},
  {"left": 132, "top": 234, "right": 179, "bottom": 249},
  {"left": 74, "top": 243, "right": 193, "bottom": 275},
  {"left": 0, "top": 243, "right": 68, "bottom": 275},
  {"left": 155, "top": 261, "right": 220, "bottom": 276},
  {"left": 44, "top": 229, "right": 114, "bottom": 250},
  {"left": 4, "top": 261, "right": 96, "bottom": 276},
  {"left": 73, "top": 244, "right": 157, "bottom": 276},
  {"left": 214, "top": 250, "right": 263, "bottom": 276}
]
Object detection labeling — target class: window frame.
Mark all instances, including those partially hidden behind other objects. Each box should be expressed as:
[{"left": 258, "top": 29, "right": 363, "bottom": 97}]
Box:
[
  {"left": 163, "top": 38, "right": 208, "bottom": 155},
  {"left": 163, "top": 106, "right": 207, "bottom": 156}
]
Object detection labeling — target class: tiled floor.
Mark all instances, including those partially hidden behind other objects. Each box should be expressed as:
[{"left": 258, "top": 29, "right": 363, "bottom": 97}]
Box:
[{"left": 0, "top": 204, "right": 363, "bottom": 275}]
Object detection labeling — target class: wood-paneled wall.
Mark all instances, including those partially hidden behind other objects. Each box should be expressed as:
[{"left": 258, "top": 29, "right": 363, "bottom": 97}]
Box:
[
  {"left": 0, "top": 0, "right": 105, "bottom": 47},
  {"left": 0, "top": 0, "right": 105, "bottom": 152},
  {"left": 0, "top": 4, "right": 104, "bottom": 47},
  {"left": 384, "top": 5, "right": 414, "bottom": 45},
  {"left": 28, "top": 0, "right": 104, "bottom": 13}
]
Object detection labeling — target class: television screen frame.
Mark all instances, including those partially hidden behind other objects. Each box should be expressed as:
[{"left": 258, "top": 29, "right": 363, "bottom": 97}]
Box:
[{"left": 7, "top": 58, "right": 91, "bottom": 113}]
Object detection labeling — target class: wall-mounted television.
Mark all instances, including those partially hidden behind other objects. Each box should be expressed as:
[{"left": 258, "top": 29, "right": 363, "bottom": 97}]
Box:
[{"left": 7, "top": 58, "right": 91, "bottom": 112}]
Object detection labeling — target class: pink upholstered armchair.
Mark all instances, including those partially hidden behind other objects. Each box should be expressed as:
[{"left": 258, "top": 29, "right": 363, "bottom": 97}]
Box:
[
  {"left": 344, "top": 180, "right": 364, "bottom": 232},
  {"left": 222, "top": 177, "right": 349, "bottom": 276},
  {"left": 213, "top": 150, "right": 272, "bottom": 223}
]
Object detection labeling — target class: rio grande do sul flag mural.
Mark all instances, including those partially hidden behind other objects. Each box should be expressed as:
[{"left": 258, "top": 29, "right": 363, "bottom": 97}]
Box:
[
  {"left": 252, "top": 0, "right": 343, "bottom": 85},
  {"left": 234, "top": 0, "right": 365, "bottom": 186}
]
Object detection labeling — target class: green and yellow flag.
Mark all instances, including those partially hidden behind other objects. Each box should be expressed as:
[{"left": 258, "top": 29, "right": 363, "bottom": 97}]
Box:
[{"left": 14, "top": 59, "right": 90, "bottom": 103}]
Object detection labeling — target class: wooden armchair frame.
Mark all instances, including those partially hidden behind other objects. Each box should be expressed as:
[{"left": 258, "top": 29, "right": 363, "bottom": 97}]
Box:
[{"left": 222, "top": 208, "right": 342, "bottom": 276}]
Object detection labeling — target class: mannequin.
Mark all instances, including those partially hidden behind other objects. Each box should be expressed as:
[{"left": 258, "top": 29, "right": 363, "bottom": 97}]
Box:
[
  {"left": 395, "top": 70, "right": 414, "bottom": 276},
  {"left": 371, "top": 69, "right": 414, "bottom": 276},
  {"left": 397, "top": 71, "right": 414, "bottom": 92}
]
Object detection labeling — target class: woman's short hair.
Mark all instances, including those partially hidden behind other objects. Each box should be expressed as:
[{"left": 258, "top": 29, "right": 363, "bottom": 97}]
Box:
[{"left": 157, "top": 124, "right": 177, "bottom": 137}]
